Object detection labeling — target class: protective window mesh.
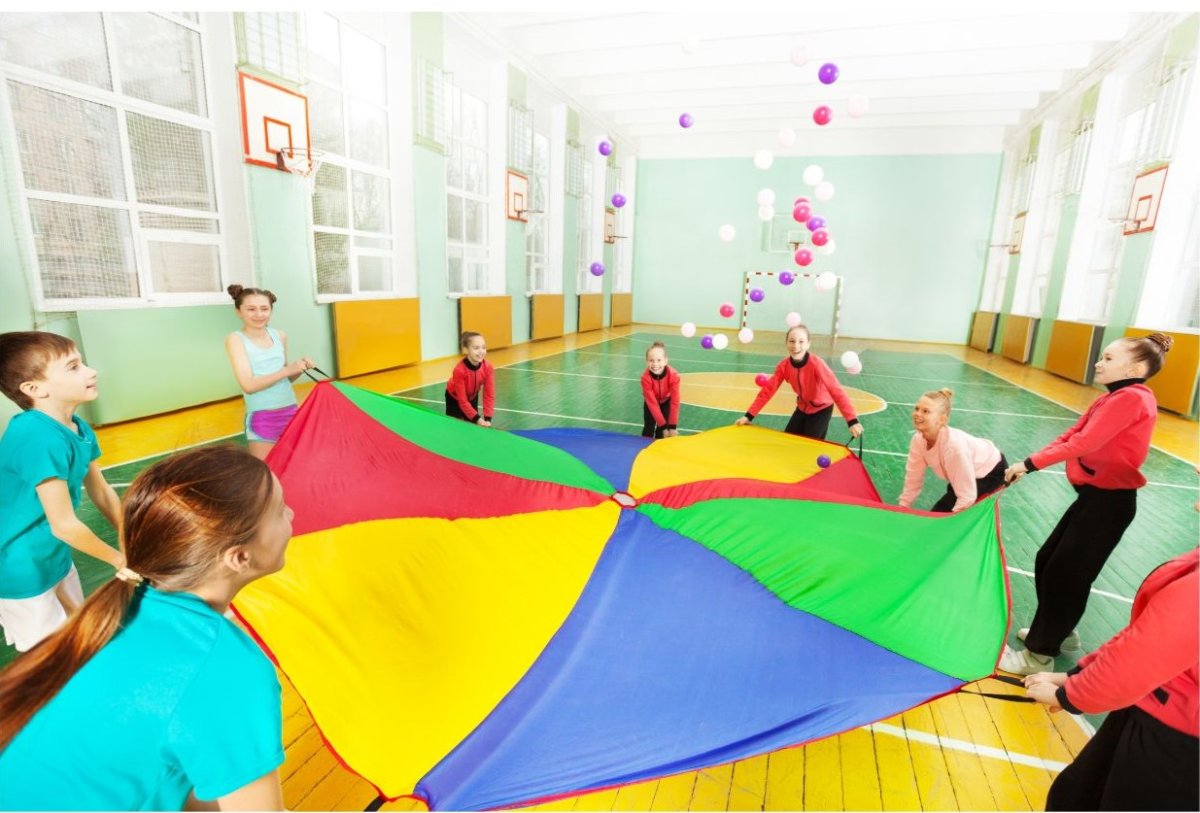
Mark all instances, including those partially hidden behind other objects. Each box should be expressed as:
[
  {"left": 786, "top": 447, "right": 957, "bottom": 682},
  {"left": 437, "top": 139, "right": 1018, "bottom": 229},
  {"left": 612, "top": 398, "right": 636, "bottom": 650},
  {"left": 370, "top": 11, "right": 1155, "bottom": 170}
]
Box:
[
  {"left": 236, "top": 12, "right": 303, "bottom": 82},
  {"left": 356, "top": 254, "right": 392, "bottom": 292},
  {"left": 312, "top": 162, "right": 348, "bottom": 228},
  {"left": 8, "top": 81, "right": 126, "bottom": 199},
  {"left": 414, "top": 58, "right": 448, "bottom": 150},
  {"left": 348, "top": 99, "right": 387, "bottom": 167},
  {"left": 507, "top": 103, "right": 532, "bottom": 172},
  {"left": 147, "top": 240, "right": 220, "bottom": 293},
  {"left": 139, "top": 211, "right": 218, "bottom": 232},
  {"left": 127, "top": 112, "right": 215, "bottom": 210},
  {"left": 306, "top": 82, "right": 345, "bottom": 154},
  {"left": 351, "top": 170, "right": 389, "bottom": 233},
  {"left": 0, "top": 12, "right": 112, "bottom": 90},
  {"left": 314, "top": 231, "right": 350, "bottom": 294},
  {"left": 29, "top": 199, "right": 138, "bottom": 299},
  {"left": 112, "top": 13, "right": 206, "bottom": 116},
  {"left": 565, "top": 141, "right": 584, "bottom": 198},
  {"left": 343, "top": 25, "right": 385, "bottom": 105}
]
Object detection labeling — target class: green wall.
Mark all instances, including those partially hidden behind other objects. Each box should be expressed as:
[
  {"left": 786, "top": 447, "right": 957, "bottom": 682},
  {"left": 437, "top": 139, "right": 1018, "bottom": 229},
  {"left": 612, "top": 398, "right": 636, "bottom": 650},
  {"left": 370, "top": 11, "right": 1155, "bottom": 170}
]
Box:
[{"left": 632, "top": 154, "right": 1002, "bottom": 343}]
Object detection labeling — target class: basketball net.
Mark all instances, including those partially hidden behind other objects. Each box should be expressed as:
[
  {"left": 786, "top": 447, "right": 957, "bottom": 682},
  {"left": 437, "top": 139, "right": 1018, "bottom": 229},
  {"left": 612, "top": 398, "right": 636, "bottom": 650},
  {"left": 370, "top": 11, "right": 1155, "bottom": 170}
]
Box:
[{"left": 276, "top": 147, "right": 325, "bottom": 195}]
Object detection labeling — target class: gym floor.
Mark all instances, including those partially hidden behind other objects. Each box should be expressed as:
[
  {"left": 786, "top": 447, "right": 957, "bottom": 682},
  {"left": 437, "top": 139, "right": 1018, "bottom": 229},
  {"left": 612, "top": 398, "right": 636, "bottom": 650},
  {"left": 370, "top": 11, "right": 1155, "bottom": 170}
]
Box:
[{"left": 7, "top": 325, "right": 1197, "bottom": 811}]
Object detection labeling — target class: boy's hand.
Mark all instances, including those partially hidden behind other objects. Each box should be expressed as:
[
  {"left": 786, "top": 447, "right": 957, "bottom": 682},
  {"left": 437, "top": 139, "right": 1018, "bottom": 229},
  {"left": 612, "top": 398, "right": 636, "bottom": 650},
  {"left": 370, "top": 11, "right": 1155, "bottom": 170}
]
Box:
[
  {"left": 734, "top": 417, "right": 750, "bottom": 426},
  {"left": 478, "top": 419, "right": 492, "bottom": 428},
  {"left": 849, "top": 423, "right": 864, "bottom": 439}
]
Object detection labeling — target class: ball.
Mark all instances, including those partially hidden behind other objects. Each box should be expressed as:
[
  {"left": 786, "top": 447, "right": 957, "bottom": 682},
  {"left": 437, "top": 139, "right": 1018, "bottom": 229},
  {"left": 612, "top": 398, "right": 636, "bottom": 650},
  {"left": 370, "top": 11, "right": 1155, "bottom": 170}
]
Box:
[
  {"left": 792, "top": 203, "right": 812, "bottom": 223},
  {"left": 680, "top": 321, "right": 697, "bottom": 338},
  {"left": 598, "top": 139, "right": 613, "bottom": 156},
  {"left": 821, "top": 238, "right": 837, "bottom": 256},
  {"left": 840, "top": 351, "right": 860, "bottom": 369},
  {"left": 757, "top": 205, "right": 776, "bottom": 221},
  {"left": 611, "top": 193, "right": 627, "bottom": 208},
  {"left": 814, "top": 181, "right": 835, "bottom": 201},
  {"left": 701, "top": 334, "right": 714, "bottom": 350},
  {"left": 818, "top": 62, "right": 839, "bottom": 85},
  {"left": 738, "top": 327, "right": 755, "bottom": 343},
  {"left": 779, "top": 271, "right": 795, "bottom": 285},
  {"left": 814, "top": 272, "right": 838, "bottom": 291},
  {"left": 785, "top": 311, "right": 802, "bottom": 328},
  {"left": 777, "top": 127, "right": 796, "bottom": 148},
  {"left": 793, "top": 196, "right": 811, "bottom": 206},
  {"left": 757, "top": 188, "right": 776, "bottom": 207},
  {"left": 749, "top": 287, "right": 765, "bottom": 303},
  {"left": 848, "top": 94, "right": 869, "bottom": 118},
  {"left": 718, "top": 224, "right": 736, "bottom": 242},
  {"left": 589, "top": 261, "right": 605, "bottom": 276},
  {"left": 806, "top": 215, "right": 827, "bottom": 232},
  {"left": 813, "top": 105, "right": 832, "bottom": 126},
  {"left": 811, "top": 229, "right": 830, "bottom": 247},
  {"left": 816, "top": 454, "right": 832, "bottom": 468},
  {"left": 753, "top": 149, "right": 774, "bottom": 170},
  {"left": 794, "top": 248, "right": 813, "bottom": 266},
  {"left": 802, "top": 164, "right": 824, "bottom": 186},
  {"left": 790, "top": 45, "right": 808, "bottom": 67},
  {"left": 679, "top": 112, "right": 694, "bottom": 129},
  {"left": 712, "top": 333, "right": 729, "bottom": 350},
  {"left": 719, "top": 302, "right": 735, "bottom": 318},
  {"left": 755, "top": 373, "right": 770, "bottom": 387}
]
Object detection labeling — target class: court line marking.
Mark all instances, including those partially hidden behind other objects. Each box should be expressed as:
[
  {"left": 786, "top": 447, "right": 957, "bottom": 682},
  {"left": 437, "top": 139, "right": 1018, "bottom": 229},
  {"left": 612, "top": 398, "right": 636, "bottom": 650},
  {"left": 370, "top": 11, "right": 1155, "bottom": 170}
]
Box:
[
  {"left": 867, "top": 722, "right": 1068, "bottom": 773},
  {"left": 1006, "top": 566, "right": 1133, "bottom": 605}
]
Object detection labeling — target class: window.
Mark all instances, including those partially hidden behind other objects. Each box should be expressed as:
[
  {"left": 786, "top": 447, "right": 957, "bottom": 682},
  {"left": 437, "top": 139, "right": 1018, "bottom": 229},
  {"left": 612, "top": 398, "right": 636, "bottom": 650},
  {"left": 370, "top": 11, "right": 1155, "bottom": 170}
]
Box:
[
  {"left": 576, "top": 154, "right": 597, "bottom": 293},
  {"left": 607, "top": 164, "right": 631, "bottom": 293},
  {"left": 446, "top": 83, "right": 488, "bottom": 294},
  {"left": 525, "top": 132, "right": 550, "bottom": 293},
  {"left": 1, "top": 12, "right": 226, "bottom": 308},
  {"left": 302, "top": 13, "right": 393, "bottom": 299},
  {"left": 236, "top": 12, "right": 305, "bottom": 81},
  {"left": 1028, "top": 133, "right": 1071, "bottom": 316}
]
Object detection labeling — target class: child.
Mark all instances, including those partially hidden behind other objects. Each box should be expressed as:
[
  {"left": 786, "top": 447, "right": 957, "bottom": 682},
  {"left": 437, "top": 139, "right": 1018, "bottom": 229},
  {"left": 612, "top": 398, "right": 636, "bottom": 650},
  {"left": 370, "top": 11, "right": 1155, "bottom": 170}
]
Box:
[
  {"left": 1000, "top": 332, "right": 1172, "bottom": 675},
  {"left": 0, "top": 445, "right": 289, "bottom": 810},
  {"left": 223, "top": 285, "right": 314, "bottom": 460},
  {"left": 898, "top": 388, "right": 1007, "bottom": 513},
  {"left": 446, "top": 331, "right": 495, "bottom": 427},
  {"left": 641, "top": 341, "right": 681, "bottom": 439},
  {"left": 0, "top": 331, "right": 125, "bottom": 653},
  {"left": 733, "top": 324, "right": 864, "bottom": 441}
]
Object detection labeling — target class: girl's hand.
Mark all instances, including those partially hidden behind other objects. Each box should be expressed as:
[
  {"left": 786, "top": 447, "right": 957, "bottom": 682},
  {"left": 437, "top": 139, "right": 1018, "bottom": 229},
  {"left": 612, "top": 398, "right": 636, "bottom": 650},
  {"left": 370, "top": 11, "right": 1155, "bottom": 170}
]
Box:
[
  {"left": 299, "top": 356, "right": 316, "bottom": 370},
  {"left": 849, "top": 423, "right": 864, "bottom": 439},
  {"left": 1004, "top": 462, "right": 1028, "bottom": 483},
  {"left": 1022, "top": 671, "right": 1068, "bottom": 688},
  {"left": 734, "top": 417, "right": 750, "bottom": 426},
  {"left": 478, "top": 419, "right": 492, "bottom": 428},
  {"left": 287, "top": 359, "right": 310, "bottom": 376},
  {"left": 1024, "top": 680, "right": 1063, "bottom": 711},
  {"left": 664, "top": 428, "right": 678, "bottom": 438}
]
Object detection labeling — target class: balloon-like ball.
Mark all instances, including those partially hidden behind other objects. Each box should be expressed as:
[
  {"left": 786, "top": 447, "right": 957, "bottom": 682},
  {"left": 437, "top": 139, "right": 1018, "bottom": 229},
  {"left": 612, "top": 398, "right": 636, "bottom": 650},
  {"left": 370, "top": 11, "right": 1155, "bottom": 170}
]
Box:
[
  {"left": 701, "top": 334, "right": 714, "bottom": 350},
  {"left": 811, "top": 229, "right": 829, "bottom": 247},
  {"left": 679, "top": 112, "right": 694, "bottom": 129},
  {"left": 814, "top": 181, "right": 835, "bottom": 201},
  {"left": 719, "top": 302, "right": 735, "bottom": 318},
  {"left": 718, "top": 224, "right": 736, "bottom": 242},
  {"left": 777, "top": 127, "right": 796, "bottom": 148},
  {"left": 818, "top": 62, "right": 839, "bottom": 85},
  {"left": 757, "top": 205, "right": 776, "bottom": 221},
  {"left": 794, "top": 248, "right": 813, "bottom": 266},
  {"left": 611, "top": 193, "right": 626, "bottom": 208},
  {"left": 757, "top": 188, "right": 776, "bottom": 207},
  {"left": 813, "top": 105, "right": 832, "bottom": 126},
  {"left": 779, "top": 271, "right": 796, "bottom": 285},
  {"left": 848, "top": 94, "right": 869, "bottom": 118},
  {"left": 755, "top": 373, "right": 770, "bottom": 387},
  {"left": 840, "top": 351, "right": 860, "bottom": 369},
  {"left": 598, "top": 139, "right": 613, "bottom": 156},
  {"left": 802, "top": 164, "right": 824, "bottom": 186},
  {"left": 785, "top": 311, "right": 802, "bottom": 327},
  {"left": 589, "top": 261, "right": 605, "bottom": 276},
  {"left": 807, "top": 216, "right": 827, "bottom": 232},
  {"left": 814, "top": 272, "right": 838, "bottom": 291},
  {"left": 712, "top": 334, "right": 729, "bottom": 350},
  {"left": 792, "top": 203, "right": 812, "bottom": 223},
  {"left": 817, "top": 454, "right": 832, "bottom": 468},
  {"left": 738, "top": 327, "right": 755, "bottom": 344},
  {"left": 753, "top": 149, "right": 774, "bottom": 170},
  {"left": 749, "top": 287, "right": 765, "bottom": 303},
  {"left": 680, "top": 322, "right": 697, "bottom": 338}
]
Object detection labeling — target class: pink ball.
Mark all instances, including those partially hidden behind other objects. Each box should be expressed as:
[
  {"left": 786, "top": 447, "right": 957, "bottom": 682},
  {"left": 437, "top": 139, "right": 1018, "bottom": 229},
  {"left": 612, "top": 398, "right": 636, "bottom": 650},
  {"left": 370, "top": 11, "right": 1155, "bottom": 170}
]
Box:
[
  {"left": 794, "top": 248, "right": 813, "bottom": 266},
  {"left": 719, "top": 302, "right": 735, "bottom": 318},
  {"left": 813, "top": 105, "right": 832, "bottom": 126},
  {"left": 754, "top": 373, "right": 770, "bottom": 387},
  {"left": 792, "top": 203, "right": 812, "bottom": 223},
  {"left": 811, "top": 229, "right": 830, "bottom": 247},
  {"left": 793, "top": 196, "right": 811, "bottom": 206}
]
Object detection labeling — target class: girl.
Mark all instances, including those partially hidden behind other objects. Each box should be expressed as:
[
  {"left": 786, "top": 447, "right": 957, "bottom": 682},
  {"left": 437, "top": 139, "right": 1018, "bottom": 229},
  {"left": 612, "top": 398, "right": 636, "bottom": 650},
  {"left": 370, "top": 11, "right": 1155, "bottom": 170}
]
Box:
[
  {"left": 898, "top": 388, "right": 1007, "bottom": 513},
  {"left": 0, "top": 445, "right": 291, "bottom": 810},
  {"left": 1000, "top": 332, "right": 1172, "bottom": 675},
  {"left": 641, "top": 341, "right": 681, "bottom": 439},
  {"left": 1023, "top": 546, "right": 1197, "bottom": 811},
  {"left": 224, "top": 285, "right": 314, "bottom": 459},
  {"left": 446, "top": 331, "right": 495, "bottom": 427},
  {"left": 733, "top": 324, "right": 864, "bottom": 441}
]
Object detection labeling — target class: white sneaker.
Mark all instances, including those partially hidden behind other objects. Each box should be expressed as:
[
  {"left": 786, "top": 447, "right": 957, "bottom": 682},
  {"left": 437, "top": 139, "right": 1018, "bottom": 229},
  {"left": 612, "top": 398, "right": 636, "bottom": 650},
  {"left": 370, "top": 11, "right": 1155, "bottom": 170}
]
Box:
[
  {"left": 998, "top": 645, "right": 1054, "bottom": 676},
  {"left": 1017, "top": 627, "right": 1081, "bottom": 651}
]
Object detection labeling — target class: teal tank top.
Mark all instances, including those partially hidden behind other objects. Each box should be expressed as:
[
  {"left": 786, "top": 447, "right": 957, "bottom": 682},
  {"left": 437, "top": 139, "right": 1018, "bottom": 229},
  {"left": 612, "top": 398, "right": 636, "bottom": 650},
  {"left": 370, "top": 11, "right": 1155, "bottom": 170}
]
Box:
[{"left": 236, "top": 327, "right": 297, "bottom": 413}]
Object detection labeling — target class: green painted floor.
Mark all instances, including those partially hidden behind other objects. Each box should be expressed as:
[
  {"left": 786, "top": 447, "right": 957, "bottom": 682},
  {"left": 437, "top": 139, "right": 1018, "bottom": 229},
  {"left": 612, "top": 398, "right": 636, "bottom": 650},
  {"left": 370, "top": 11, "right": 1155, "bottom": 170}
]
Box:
[{"left": 6, "top": 331, "right": 1198, "bottom": 735}]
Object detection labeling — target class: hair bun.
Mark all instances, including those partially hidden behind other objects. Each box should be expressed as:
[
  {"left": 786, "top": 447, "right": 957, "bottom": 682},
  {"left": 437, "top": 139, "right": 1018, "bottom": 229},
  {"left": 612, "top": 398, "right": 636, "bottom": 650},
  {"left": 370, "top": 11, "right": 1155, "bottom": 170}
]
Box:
[
  {"left": 227, "top": 284, "right": 243, "bottom": 300},
  {"left": 938, "top": 387, "right": 954, "bottom": 398},
  {"left": 1146, "top": 332, "right": 1174, "bottom": 353}
]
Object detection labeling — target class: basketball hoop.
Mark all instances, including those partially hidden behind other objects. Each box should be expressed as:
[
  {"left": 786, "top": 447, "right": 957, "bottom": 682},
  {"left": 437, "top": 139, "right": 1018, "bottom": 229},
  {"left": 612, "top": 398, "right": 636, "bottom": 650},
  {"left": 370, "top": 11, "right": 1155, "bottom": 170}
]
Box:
[{"left": 276, "top": 147, "right": 325, "bottom": 194}]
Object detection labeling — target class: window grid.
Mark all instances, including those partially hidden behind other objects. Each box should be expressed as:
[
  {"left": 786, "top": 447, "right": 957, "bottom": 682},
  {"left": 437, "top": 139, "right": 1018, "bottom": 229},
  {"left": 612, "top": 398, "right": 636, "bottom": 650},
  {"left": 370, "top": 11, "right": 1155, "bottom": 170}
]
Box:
[
  {"left": 576, "top": 164, "right": 596, "bottom": 293},
  {"left": 525, "top": 132, "right": 550, "bottom": 293},
  {"left": 446, "top": 83, "right": 489, "bottom": 295}
]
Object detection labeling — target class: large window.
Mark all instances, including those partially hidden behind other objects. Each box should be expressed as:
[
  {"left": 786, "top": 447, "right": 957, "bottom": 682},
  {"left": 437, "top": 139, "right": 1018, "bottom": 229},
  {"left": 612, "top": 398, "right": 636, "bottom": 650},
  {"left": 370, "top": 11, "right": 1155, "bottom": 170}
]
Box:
[
  {"left": 445, "top": 83, "right": 488, "bottom": 294},
  {"left": 573, "top": 145, "right": 597, "bottom": 293},
  {"left": 1, "top": 12, "right": 227, "bottom": 309},
  {"left": 525, "top": 132, "right": 551, "bottom": 293},
  {"left": 304, "top": 13, "right": 393, "bottom": 299}
]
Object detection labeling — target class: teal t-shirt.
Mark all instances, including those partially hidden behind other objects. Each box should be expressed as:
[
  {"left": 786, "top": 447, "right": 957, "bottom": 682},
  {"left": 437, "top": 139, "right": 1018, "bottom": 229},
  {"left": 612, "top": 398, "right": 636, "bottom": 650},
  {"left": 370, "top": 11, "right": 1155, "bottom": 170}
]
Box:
[
  {"left": 0, "top": 587, "right": 284, "bottom": 810},
  {"left": 237, "top": 327, "right": 297, "bottom": 414},
  {"left": 0, "top": 409, "right": 101, "bottom": 599}
]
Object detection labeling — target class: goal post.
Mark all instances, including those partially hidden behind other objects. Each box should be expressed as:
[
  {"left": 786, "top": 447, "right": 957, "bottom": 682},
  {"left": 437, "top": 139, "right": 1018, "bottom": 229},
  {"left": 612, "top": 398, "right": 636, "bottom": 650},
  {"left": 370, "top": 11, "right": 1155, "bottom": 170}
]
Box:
[{"left": 740, "top": 270, "right": 843, "bottom": 340}]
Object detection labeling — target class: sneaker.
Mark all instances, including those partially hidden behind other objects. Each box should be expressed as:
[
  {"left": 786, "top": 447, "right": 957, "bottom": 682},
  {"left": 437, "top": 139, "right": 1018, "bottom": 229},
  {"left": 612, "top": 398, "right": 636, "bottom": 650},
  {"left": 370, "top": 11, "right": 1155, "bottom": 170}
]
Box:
[
  {"left": 1017, "top": 627, "right": 1081, "bottom": 651},
  {"left": 998, "top": 645, "right": 1054, "bottom": 676}
]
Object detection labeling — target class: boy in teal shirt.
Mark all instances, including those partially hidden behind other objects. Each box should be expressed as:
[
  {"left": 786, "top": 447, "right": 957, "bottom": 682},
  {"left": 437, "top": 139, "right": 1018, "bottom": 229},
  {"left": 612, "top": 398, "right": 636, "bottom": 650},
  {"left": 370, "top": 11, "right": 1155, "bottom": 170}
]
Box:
[{"left": 0, "top": 331, "right": 125, "bottom": 651}]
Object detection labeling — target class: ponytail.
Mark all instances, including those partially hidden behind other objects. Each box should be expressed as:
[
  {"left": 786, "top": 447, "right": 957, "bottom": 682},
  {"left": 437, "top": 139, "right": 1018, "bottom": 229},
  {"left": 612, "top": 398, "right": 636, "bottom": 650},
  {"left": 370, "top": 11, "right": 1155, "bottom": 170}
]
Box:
[{"left": 1124, "top": 332, "right": 1173, "bottom": 378}]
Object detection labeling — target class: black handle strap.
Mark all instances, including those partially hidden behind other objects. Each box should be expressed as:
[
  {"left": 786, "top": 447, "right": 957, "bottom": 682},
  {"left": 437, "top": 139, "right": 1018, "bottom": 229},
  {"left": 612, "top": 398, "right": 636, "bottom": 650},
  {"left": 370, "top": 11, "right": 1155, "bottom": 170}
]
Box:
[
  {"left": 302, "top": 366, "right": 332, "bottom": 383},
  {"left": 959, "top": 673, "right": 1036, "bottom": 703}
]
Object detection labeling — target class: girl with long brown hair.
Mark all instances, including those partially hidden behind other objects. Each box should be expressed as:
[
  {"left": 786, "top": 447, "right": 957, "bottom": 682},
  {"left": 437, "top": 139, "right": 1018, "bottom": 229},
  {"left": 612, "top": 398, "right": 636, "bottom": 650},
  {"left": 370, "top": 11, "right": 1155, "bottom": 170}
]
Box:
[{"left": 0, "top": 445, "right": 292, "bottom": 810}]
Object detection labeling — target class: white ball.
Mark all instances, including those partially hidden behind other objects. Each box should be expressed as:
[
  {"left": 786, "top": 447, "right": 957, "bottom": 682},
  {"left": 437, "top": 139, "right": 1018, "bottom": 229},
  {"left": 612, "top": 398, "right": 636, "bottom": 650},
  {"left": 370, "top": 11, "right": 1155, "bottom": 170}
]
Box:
[
  {"left": 712, "top": 333, "right": 729, "bottom": 350},
  {"left": 753, "top": 149, "right": 774, "bottom": 170},
  {"left": 802, "top": 164, "right": 824, "bottom": 186},
  {"left": 738, "top": 327, "right": 755, "bottom": 344},
  {"left": 814, "top": 271, "right": 838, "bottom": 291},
  {"left": 757, "top": 205, "right": 776, "bottom": 221},
  {"left": 814, "top": 181, "right": 835, "bottom": 201},
  {"left": 846, "top": 364, "right": 862, "bottom": 375},
  {"left": 680, "top": 321, "right": 696, "bottom": 338},
  {"left": 756, "top": 188, "right": 776, "bottom": 207},
  {"left": 777, "top": 127, "right": 796, "bottom": 148},
  {"left": 718, "top": 224, "right": 736, "bottom": 242},
  {"left": 785, "top": 311, "right": 802, "bottom": 328},
  {"left": 840, "top": 351, "right": 860, "bottom": 369},
  {"left": 682, "top": 37, "right": 701, "bottom": 54},
  {"left": 821, "top": 238, "right": 837, "bottom": 256},
  {"left": 848, "top": 94, "right": 869, "bottom": 118},
  {"left": 790, "top": 46, "right": 808, "bottom": 67}
]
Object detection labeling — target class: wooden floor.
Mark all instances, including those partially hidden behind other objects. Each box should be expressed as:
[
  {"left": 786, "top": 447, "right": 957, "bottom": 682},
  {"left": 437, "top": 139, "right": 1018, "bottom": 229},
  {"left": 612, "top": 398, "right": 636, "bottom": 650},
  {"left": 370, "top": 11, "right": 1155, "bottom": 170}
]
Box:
[{"left": 41, "top": 325, "right": 1200, "bottom": 811}]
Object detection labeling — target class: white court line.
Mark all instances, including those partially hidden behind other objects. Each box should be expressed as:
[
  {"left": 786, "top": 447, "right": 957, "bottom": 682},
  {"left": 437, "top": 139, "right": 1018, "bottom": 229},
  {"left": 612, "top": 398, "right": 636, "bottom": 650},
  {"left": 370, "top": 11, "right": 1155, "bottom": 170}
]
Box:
[
  {"left": 891, "top": 401, "right": 1077, "bottom": 422},
  {"left": 867, "top": 722, "right": 1068, "bottom": 773},
  {"left": 1006, "top": 566, "right": 1133, "bottom": 605}
]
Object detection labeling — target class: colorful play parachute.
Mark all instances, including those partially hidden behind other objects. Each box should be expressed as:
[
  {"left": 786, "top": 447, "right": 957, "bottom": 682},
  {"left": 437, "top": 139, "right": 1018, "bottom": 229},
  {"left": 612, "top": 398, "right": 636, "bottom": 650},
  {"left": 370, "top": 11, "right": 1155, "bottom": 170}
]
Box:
[{"left": 232, "top": 381, "right": 1009, "bottom": 811}]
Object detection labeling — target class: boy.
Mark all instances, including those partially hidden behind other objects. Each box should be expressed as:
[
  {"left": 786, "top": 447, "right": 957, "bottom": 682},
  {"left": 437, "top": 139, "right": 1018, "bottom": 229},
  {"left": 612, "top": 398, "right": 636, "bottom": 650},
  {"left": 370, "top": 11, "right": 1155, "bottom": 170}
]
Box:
[{"left": 0, "top": 332, "right": 125, "bottom": 652}]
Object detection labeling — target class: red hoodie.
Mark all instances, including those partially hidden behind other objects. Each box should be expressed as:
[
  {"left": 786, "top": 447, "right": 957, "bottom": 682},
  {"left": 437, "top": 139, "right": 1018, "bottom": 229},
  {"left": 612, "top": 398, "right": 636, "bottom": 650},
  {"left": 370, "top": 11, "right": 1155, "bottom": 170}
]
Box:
[
  {"left": 745, "top": 354, "right": 859, "bottom": 426},
  {"left": 641, "top": 366, "right": 681, "bottom": 428},
  {"left": 1058, "top": 549, "right": 1198, "bottom": 737},
  {"left": 1026, "top": 380, "right": 1156, "bottom": 489},
  {"left": 446, "top": 358, "right": 495, "bottom": 422}
]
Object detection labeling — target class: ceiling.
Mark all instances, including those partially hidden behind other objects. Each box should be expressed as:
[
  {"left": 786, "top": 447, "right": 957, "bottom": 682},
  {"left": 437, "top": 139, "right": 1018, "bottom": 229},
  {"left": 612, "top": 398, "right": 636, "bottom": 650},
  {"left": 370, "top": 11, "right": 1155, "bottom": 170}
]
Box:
[{"left": 461, "top": 11, "right": 1144, "bottom": 158}]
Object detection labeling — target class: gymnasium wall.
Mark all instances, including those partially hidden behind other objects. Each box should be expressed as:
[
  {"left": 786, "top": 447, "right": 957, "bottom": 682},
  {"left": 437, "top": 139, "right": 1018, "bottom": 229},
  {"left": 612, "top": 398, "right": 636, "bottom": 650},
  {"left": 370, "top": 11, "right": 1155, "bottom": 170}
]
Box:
[{"left": 631, "top": 154, "right": 1002, "bottom": 343}]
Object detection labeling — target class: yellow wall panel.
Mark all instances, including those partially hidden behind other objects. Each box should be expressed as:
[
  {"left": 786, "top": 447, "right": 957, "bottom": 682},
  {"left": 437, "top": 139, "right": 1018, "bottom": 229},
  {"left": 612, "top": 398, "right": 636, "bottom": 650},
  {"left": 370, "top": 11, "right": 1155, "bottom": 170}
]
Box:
[
  {"left": 332, "top": 299, "right": 420, "bottom": 378},
  {"left": 611, "top": 293, "right": 633, "bottom": 326},
  {"left": 1045, "top": 320, "right": 1102, "bottom": 384},
  {"left": 969, "top": 311, "right": 998, "bottom": 352},
  {"left": 459, "top": 296, "right": 513, "bottom": 350},
  {"left": 578, "top": 294, "right": 603, "bottom": 332},
  {"left": 1001, "top": 315, "right": 1037, "bottom": 363},
  {"left": 530, "top": 294, "right": 564, "bottom": 341},
  {"left": 1125, "top": 327, "right": 1199, "bottom": 416}
]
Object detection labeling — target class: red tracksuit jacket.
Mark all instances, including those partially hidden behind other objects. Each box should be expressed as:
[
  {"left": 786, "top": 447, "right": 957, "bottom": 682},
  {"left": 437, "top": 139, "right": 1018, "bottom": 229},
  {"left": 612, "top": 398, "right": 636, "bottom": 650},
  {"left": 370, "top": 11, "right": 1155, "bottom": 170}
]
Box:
[
  {"left": 446, "top": 358, "right": 495, "bottom": 422},
  {"left": 641, "top": 367, "right": 681, "bottom": 428},
  {"left": 745, "top": 354, "right": 859, "bottom": 425}
]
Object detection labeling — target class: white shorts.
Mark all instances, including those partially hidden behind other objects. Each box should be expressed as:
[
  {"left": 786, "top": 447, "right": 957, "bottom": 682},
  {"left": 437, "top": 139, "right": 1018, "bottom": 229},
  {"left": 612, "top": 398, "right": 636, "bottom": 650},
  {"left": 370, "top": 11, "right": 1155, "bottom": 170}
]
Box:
[{"left": 0, "top": 565, "right": 84, "bottom": 652}]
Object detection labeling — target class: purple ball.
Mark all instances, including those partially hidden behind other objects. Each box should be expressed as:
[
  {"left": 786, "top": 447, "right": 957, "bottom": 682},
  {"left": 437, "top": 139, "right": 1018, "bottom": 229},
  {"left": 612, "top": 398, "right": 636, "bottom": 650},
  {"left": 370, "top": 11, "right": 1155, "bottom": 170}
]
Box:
[
  {"left": 818, "top": 62, "right": 839, "bottom": 85},
  {"left": 749, "top": 287, "right": 765, "bottom": 303},
  {"left": 598, "top": 140, "right": 613, "bottom": 156},
  {"left": 701, "top": 334, "right": 714, "bottom": 350},
  {"left": 589, "top": 261, "right": 605, "bottom": 277},
  {"left": 679, "top": 112, "right": 694, "bottom": 128},
  {"left": 806, "top": 216, "right": 827, "bottom": 232},
  {"left": 611, "top": 193, "right": 627, "bottom": 208},
  {"left": 779, "top": 271, "right": 795, "bottom": 286},
  {"left": 817, "top": 454, "right": 832, "bottom": 468}
]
